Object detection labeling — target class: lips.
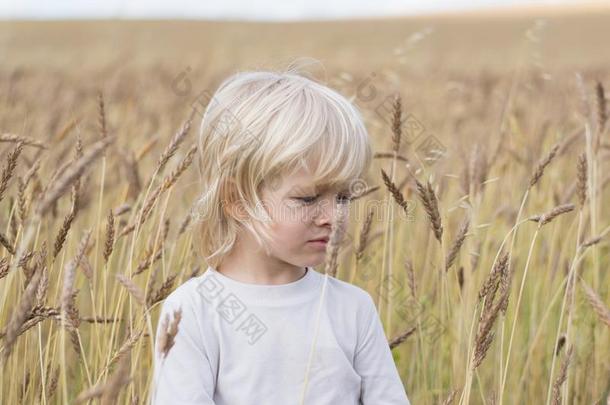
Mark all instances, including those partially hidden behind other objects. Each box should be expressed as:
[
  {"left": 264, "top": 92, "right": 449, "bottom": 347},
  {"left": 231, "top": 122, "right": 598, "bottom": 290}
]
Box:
[{"left": 309, "top": 237, "right": 329, "bottom": 242}]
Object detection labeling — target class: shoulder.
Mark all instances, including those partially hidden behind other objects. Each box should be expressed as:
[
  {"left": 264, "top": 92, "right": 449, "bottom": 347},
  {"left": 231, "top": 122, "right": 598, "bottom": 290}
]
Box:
[
  {"left": 161, "top": 275, "right": 200, "bottom": 306},
  {"left": 322, "top": 275, "right": 380, "bottom": 345},
  {"left": 158, "top": 272, "right": 216, "bottom": 316},
  {"left": 324, "top": 274, "right": 377, "bottom": 314}
]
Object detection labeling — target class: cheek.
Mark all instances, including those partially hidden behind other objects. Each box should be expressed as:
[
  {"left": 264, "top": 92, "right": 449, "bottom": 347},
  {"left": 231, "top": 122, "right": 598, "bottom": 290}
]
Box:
[
  {"left": 269, "top": 218, "right": 310, "bottom": 244},
  {"left": 268, "top": 202, "right": 313, "bottom": 227}
]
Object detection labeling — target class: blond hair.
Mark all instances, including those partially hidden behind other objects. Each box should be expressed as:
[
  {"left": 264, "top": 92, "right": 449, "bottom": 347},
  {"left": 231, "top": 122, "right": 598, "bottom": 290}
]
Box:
[{"left": 191, "top": 59, "right": 372, "bottom": 268}]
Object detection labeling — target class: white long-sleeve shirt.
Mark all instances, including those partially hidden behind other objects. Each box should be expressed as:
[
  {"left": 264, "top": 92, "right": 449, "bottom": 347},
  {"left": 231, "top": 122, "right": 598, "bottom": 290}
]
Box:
[{"left": 151, "top": 265, "right": 411, "bottom": 405}]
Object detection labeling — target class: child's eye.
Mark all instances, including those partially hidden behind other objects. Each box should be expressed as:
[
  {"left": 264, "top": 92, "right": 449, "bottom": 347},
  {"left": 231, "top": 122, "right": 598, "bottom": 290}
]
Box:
[
  {"left": 295, "top": 196, "right": 318, "bottom": 204},
  {"left": 294, "top": 193, "right": 352, "bottom": 205}
]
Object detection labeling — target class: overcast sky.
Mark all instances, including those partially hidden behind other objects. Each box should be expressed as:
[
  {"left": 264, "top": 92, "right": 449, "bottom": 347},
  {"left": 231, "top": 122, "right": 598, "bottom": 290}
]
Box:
[{"left": 0, "top": 0, "right": 602, "bottom": 20}]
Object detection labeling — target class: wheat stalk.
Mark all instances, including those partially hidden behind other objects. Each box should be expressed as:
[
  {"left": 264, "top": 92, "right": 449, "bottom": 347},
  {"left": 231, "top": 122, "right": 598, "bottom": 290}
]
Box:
[
  {"left": 157, "top": 117, "right": 193, "bottom": 174},
  {"left": 2, "top": 261, "right": 43, "bottom": 363},
  {"left": 445, "top": 217, "right": 470, "bottom": 271},
  {"left": 0, "top": 140, "right": 23, "bottom": 204},
  {"left": 414, "top": 177, "right": 443, "bottom": 243},
  {"left": 323, "top": 202, "right": 349, "bottom": 278},
  {"left": 36, "top": 136, "right": 115, "bottom": 217},
  {"left": 550, "top": 345, "right": 573, "bottom": 405},
  {"left": 0, "top": 133, "right": 48, "bottom": 149},
  {"left": 103, "top": 208, "right": 115, "bottom": 263},
  {"left": 380, "top": 168, "right": 410, "bottom": 214},
  {"left": 355, "top": 207, "right": 374, "bottom": 262},
  {"left": 579, "top": 277, "right": 610, "bottom": 328},
  {"left": 529, "top": 142, "right": 560, "bottom": 189},
  {"left": 157, "top": 309, "right": 182, "bottom": 359},
  {"left": 576, "top": 152, "right": 588, "bottom": 208},
  {"left": 528, "top": 203, "right": 575, "bottom": 227},
  {"left": 388, "top": 325, "right": 417, "bottom": 349},
  {"left": 116, "top": 274, "right": 146, "bottom": 306}
]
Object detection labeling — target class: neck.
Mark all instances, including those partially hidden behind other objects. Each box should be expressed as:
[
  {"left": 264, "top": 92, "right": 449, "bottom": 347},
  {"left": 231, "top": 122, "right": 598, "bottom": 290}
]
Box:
[{"left": 217, "top": 248, "right": 307, "bottom": 285}]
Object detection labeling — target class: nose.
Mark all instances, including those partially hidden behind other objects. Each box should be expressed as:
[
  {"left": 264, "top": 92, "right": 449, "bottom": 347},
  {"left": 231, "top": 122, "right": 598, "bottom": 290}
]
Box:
[
  {"left": 313, "top": 200, "right": 332, "bottom": 227},
  {"left": 313, "top": 195, "right": 347, "bottom": 227}
]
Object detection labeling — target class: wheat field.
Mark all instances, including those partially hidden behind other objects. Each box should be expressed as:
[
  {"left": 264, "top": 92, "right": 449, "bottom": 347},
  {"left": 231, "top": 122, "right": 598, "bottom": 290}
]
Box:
[{"left": 0, "top": 11, "right": 609, "bottom": 404}]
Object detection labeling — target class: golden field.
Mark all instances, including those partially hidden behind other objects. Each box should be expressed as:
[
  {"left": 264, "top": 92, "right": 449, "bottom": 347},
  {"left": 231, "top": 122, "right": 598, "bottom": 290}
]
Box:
[{"left": 1, "top": 8, "right": 609, "bottom": 404}]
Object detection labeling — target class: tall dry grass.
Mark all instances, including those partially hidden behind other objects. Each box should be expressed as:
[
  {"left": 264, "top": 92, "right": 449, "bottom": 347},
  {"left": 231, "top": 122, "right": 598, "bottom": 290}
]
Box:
[{"left": 1, "top": 21, "right": 609, "bottom": 404}]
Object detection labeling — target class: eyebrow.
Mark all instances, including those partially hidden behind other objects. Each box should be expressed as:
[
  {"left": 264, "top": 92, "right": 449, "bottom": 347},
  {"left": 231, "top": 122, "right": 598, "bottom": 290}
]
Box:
[
  {"left": 318, "top": 181, "right": 350, "bottom": 192},
  {"left": 305, "top": 183, "right": 350, "bottom": 194}
]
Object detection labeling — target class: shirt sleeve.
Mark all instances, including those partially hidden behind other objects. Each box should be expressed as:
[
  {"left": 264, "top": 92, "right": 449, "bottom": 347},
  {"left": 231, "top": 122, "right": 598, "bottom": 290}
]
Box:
[
  {"left": 151, "top": 290, "right": 218, "bottom": 405},
  {"left": 354, "top": 293, "right": 411, "bottom": 405}
]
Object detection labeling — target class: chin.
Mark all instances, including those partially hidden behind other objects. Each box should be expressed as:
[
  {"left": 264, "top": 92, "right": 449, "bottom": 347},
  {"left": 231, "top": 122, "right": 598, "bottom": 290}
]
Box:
[{"left": 308, "top": 257, "right": 326, "bottom": 267}]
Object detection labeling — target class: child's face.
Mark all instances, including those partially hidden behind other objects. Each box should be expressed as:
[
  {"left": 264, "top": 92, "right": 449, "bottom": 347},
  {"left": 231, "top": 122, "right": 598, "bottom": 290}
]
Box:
[{"left": 257, "top": 166, "right": 351, "bottom": 267}]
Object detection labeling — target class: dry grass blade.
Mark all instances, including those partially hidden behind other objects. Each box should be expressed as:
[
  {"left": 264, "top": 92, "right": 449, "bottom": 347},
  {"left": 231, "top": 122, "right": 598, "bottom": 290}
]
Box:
[
  {"left": 405, "top": 258, "right": 417, "bottom": 298},
  {"left": 388, "top": 325, "right": 416, "bottom": 349},
  {"left": 60, "top": 229, "right": 91, "bottom": 331},
  {"left": 557, "top": 127, "right": 584, "bottom": 157},
  {"left": 75, "top": 352, "right": 132, "bottom": 405},
  {"left": 135, "top": 136, "right": 159, "bottom": 162},
  {"left": 355, "top": 208, "right": 374, "bottom": 262},
  {"left": 107, "top": 328, "right": 144, "bottom": 369},
  {"left": 17, "top": 177, "right": 27, "bottom": 225},
  {"left": 381, "top": 168, "right": 410, "bottom": 214},
  {"left": 0, "top": 140, "right": 24, "bottom": 204},
  {"left": 35, "top": 251, "right": 49, "bottom": 306},
  {"left": 119, "top": 144, "right": 197, "bottom": 239},
  {"left": 135, "top": 223, "right": 168, "bottom": 275},
  {"left": 414, "top": 177, "right": 443, "bottom": 243},
  {"left": 374, "top": 152, "right": 409, "bottom": 163},
  {"left": 529, "top": 143, "right": 560, "bottom": 189},
  {"left": 472, "top": 252, "right": 510, "bottom": 369},
  {"left": 576, "top": 152, "right": 587, "bottom": 208},
  {"left": 2, "top": 263, "right": 43, "bottom": 363},
  {"left": 0, "top": 231, "right": 15, "bottom": 255},
  {"left": 0, "top": 133, "right": 48, "bottom": 149},
  {"left": 42, "top": 365, "right": 60, "bottom": 401},
  {"left": 528, "top": 203, "right": 575, "bottom": 227},
  {"left": 579, "top": 277, "right": 610, "bottom": 328},
  {"left": 323, "top": 203, "right": 349, "bottom": 278},
  {"left": 596, "top": 81, "right": 607, "bottom": 134},
  {"left": 135, "top": 247, "right": 163, "bottom": 276},
  {"left": 37, "top": 136, "right": 115, "bottom": 216},
  {"left": 445, "top": 217, "right": 470, "bottom": 271},
  {"left": 146, "top": 273, "right": 177, "bottom": 307},
  {"left": 468, "top": 144, "right": 489, "bottom": 197},
  {"left": 53, "top": 189, "right": 78, "bottom": 259},
  {"left": 104, "top": 208, "right": 115, "bottom": 263},
  {"left": 391, "top": 93, "right": 402, "bottom": 153},
  {"left": 55, "top": 117, "right": 80, "bottom": 142},
  {"left": 550, "top": 345, "right": 573, "bottom": 405},
  {"left": 157, "top": 117, "right": 192, "bottom": 174},
  {"left": 157, "top": 309, "right": 182, "bottom": 359},
  {"left": 79, "top": 249, "right": 94, "bottom": 281},
  {"left": 477, "top": 252, "right": 509, "bottom": 302},
  {"left": 80, "top": 316, "right": 121, "bottom": 324},
  {"left": 0, "top": 306, "right": 60, "bottom": 341},
  {"left": 441, "top": 388, "right": 460, "bottom": 405},
  {"left": 177, "top": 211, "right": 192, "bottom": 236},
  {"left": 98, "top": 90, "right": 108, "bottom": 139},
  {"left": 116, "top": 274, "right": 146, "bottom": 306},
  {"left": 119, "top": 148, "right": 142, "bottom": 199},
  {"left": 579, "top": 235, "right": 603, "bottom": 251},
  {"left": 0, "top": 257, "right": 8, "bottom": 280},
  {"left": 114, "top": 204, "right": 131, "bottom": 217}
]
